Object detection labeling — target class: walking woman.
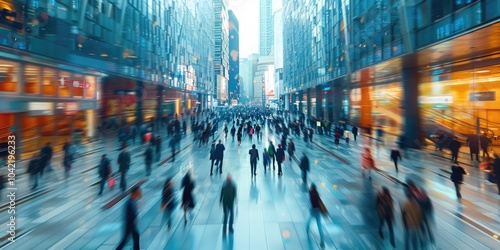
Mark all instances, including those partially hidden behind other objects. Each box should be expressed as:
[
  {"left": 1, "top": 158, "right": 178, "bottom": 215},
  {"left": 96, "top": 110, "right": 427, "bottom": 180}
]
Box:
[
  {"left": 376, "top": 187, "right": 395, "bottom": 247},
  {"left": 161, "top": 177, "right": 176, "bottom": 230},
  {"left": 306, "top": 183, "right": 325, "bottom": 248},
  {"left": 181, "top": 172, "right": 195, "bottom": 223}
]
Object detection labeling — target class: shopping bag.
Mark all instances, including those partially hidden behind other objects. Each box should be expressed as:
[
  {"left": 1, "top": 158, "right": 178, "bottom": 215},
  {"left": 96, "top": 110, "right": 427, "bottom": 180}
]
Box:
[{"left": 108, "top": 177, "right": 116, "bottom": 189}]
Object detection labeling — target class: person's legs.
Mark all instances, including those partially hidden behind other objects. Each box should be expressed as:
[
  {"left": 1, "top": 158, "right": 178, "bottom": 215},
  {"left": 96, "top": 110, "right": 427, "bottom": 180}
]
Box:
[
  {"left": 378, "top": 216, "right": 385, "bottom": 237},
  {"left": 98, "top": 178, "right": 106, "bottom": 195},
  {"left": 210, "top": 159, "right": 215, "bottom": 175},
  {"left": 278, "top": 161, "right": 282, "bottom": 175},
  {"left": 393, "top": 159, "right": 398, "bottom": 171},
  {"left": 131, "top": 226, "right": 140, "bottom": 250},
  {"left": 222, "top": 206, "right": 229, "bottom": 233},
  {"left": 454, "top": 182, "right": 461, "bottom": 198},
  {"left": 313, "top": 209, "right": 324, "bottom": 244},
  {"left": 116, "top": 228, "right": 131, "bottom": 250},
  {"left": 387, "top": 217, "right": 395, "bottom": 246},
  {"left": 228, "top": 206, "right": 234, "bottom": 232},
  {"left": 219, "top": 158, "right": 224, "bottom": 173}
]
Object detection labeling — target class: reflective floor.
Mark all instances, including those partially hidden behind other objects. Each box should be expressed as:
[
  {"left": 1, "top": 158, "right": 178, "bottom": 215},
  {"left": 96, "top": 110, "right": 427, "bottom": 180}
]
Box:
[{"left": 1, "top": 123, "right": 500, "bottom": 250}]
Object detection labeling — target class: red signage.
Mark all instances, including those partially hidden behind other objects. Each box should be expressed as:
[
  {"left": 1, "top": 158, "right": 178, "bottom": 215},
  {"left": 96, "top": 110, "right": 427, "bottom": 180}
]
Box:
[{"left": 58, "top": 78, "right": 91, "bottom": 88}]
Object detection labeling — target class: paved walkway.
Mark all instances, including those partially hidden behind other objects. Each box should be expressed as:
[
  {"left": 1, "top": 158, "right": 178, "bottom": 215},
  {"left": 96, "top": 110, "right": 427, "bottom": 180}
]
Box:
[{"left": 1, "top": 121, "right": 499, "bottom": 249}]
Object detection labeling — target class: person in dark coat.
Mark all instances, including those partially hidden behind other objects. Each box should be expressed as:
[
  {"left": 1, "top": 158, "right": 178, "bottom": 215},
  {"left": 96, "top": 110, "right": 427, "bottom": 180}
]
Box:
[
  {"left": 268, "top": 141, "right": 276, "bottom": 169},
  {"left": 390, "top": 148, "right": 402, "bottom": 171},
  {"left": 376, "top": 187, "right": 395, "bottom": 247},
  {"left": 230, "top": 125, "right": 236, "bottom": 141},
  {"left": 39, "top": 142, "right": 53, "bottom": 176},
  {"left": 450, "top": 162, "right": 467, "bottom": 199},
  {"left": 28, "top": 153, "right": 41, "bottom": 190},
  {"left": 144, "top": 145, "right": 153, "bottom": 176},
  {"left": 466, "top": 135, "right": 480, "bottom": 161},
  {"left": 287, "top": 139, "right": 295, "bottom": 160},
  {"left": 220, "top": 175, "right": 237, "bottom": 236},
  {"left": 181, "top": 172, "right": 195, "bottom": 223},
  {"left": 276, "top": 144, "right": 285, "bottom": 176},
  {"left": 480, "top": 135, "right": 492, "bottom": 159},
  {"left": 306, "top": 183, "right": 325, "bottom": 248},
  {"left": 155, "top": 136, "right": 162, "bottom": 161},
  {"left": 352, "top": 125, "right": 358, "bottom": 141},
  {"left": 117, "top": 186, "right": 141, "bottom": 250},
  {"left": 449, "top": 137, "right": 461, "bottom": 163},
  {"left": 98, "top": 154, "right": 111, "bottom": 195},
  {"left": 161, "top": 177, "right": 176, "bottom": 230},
  {"left": 300, "top": 152, "right": 310, "bottom": 183},
  {"left": 117, "top": 147, "right": 131, "bottom": 191},
  {"left": 215, "top": 140, "right": 226, "bottom": 174},
  {"left": 210, "top": 143, "right": 217, "bottom": 176},
  {"left": 249, "top": 144, "right": 259, "bottom": 176}
]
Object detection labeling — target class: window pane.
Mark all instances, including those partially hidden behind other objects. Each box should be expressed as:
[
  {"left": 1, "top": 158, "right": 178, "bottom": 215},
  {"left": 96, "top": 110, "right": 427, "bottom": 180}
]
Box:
[
  {"left": 42, "top": 68, "right": 56, "bottom": 95},
  {"left": 59, "top": 71, "right": 72, "bottom": 97},
  {"left": 73, "top": 73, "right": 84, "bottom": 98},
  {"left": 24, "top": 65, "right": 40, "bottom": 94},
  {"left": 0, "top": 60, "right": 19, "bottom": 92},
  {"left": 85, "top": 76, "right": 96, "bottom": 98}
]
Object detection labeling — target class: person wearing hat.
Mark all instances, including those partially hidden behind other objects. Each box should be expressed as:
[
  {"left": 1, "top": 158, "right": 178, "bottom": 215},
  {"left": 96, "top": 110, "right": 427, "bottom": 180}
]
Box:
[
  {"left": 276, "top": 144, "right": 285, "bottom": 176},
  {"left": 117, "top": 186, "right": 141, "bottom": 250}
]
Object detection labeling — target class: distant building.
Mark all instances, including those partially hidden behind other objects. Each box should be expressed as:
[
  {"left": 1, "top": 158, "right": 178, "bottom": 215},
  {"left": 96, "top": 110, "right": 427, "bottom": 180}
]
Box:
[
  {"left": 259, "top": 0, "right": 274, "bottom": 56},
  {"left": 228, "top": 10, "right": 240, "bottom": 103},
  {"left": 213, "top": 0, "right": 230, "bottom": 105}
]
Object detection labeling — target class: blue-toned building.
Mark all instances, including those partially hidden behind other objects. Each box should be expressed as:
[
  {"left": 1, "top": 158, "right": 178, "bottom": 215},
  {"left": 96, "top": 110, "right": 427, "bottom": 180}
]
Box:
[
  {"left": 283, "top": 0, "right": 500, "bottom": 147},
  {"left": 228, "top": 10, "right": 240, "bottom": 103},
  {"left": 0, "top": 0, "right": 214, "bottom": 158}
]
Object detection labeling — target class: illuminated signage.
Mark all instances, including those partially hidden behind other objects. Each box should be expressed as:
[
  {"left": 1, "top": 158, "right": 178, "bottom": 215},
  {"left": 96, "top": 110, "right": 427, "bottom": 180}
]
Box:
[
  {"left": 418, "top": 96, "right": 453, "bottom": 104},
  {"left": 28, "top": 102, "right": 54, "bottom": 116},
  {"left": 58, "top": 77, "right": 91, "bottom": 88},
  {"left": 469, "top": 91, "right": 495, "bottom": 101}
]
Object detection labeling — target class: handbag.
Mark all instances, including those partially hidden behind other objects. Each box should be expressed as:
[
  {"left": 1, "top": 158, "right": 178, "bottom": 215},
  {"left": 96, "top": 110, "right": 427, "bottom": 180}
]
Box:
[{"left": 108, "top": 177, "right": 116, "bottom": 189}]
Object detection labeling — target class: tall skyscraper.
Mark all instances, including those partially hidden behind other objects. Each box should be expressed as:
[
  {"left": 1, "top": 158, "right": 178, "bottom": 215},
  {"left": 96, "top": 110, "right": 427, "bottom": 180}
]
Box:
[
  {"left": 213, "top": 0, "right": 230, "bottom": 104},
  {"left": 259, "top": 0, "right": 274, "bottom": 56},
  {"left": 240, "top": 54, "right": 259, "bottom": 103},
  {"left": 228, "top": 10, "right": 240, "bottom": 103}
]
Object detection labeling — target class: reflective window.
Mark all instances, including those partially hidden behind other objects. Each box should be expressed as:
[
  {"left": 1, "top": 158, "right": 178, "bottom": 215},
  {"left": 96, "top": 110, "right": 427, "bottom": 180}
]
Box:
[
  {"left": 0, "top": 60, "right": 19, "bottom": 92},
  {"left": 59, "top": 71, "right": 72, "bottom": 97},
  {"left": 42, "top": 68, "right": 57, "bottom": 96},
  {"left": 24, "top": 65, "right": 40, "bottom": 94}
]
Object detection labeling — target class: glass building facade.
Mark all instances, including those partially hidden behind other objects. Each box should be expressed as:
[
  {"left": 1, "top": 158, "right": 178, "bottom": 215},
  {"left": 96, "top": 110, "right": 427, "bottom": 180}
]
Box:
[
  {"left": 283, "top": 0, "right": 500, "bottom": 147},
  {"left": 228, "top": 10, "right": 240, "bottom": 102},
  {"left": 0, "top": 0, "right": 215, "bottom": 158}
]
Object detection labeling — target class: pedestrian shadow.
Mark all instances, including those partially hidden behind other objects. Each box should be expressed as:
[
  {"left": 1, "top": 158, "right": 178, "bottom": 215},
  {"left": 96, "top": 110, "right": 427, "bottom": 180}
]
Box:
[{"left": 250, "top": 178, "right": 259, "bottom": 203}]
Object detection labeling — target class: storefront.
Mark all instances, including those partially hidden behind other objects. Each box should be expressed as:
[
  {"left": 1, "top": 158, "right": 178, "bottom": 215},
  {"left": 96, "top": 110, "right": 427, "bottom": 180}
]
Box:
[{"left": 0, "top": 58, "right": 101, "bottom": 159}]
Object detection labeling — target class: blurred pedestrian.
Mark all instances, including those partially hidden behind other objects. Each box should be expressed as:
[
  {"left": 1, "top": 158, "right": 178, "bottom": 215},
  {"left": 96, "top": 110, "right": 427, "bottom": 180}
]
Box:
[
  {"left": 249, "top": 144, "right": 259, "bottom": 176},
  {"left": 98, "top": 154, "right": 111, "bottom": 196},
  {"left": 401, "top": 189, "right": 423, "bottom": 250},
  {"left": 237, "top": 131, "right": 242, "bottom": 146},
  {"left": 230, "top": 125, "right": 236, "bottom": 141},
  {"left": 306, "top": 183, "right": 325, "bottom": 248},
  {"left": 466, "top": 135, "right": 480, "bottom": 161},
  {"left": 263, "top": 149, "right": 271, "bottom": 172},
  {"left": 28, "top": 153, "right": 41, "bottom": 190},
  {"left": 450, "top": 162, "right": 467, "bottom": 199},
  {"left": 224, "top": 125, "right": 228, "bottom": 139},
  {"left": 181, "top": 172, "right": 196, "bottom": 224},
  {"left": 276, "top": 144, "right": 285, "bottom": 176},
  {"left": 449, "top": 136, "right": 461, "bottom": 163},
  {"left": 480, "top": 134, "right": 492, "bottom": 159},
  {"left": 352, "top": 125, "right": 358, "bottom": 141},
  {"left": 361, "top": 148, "right": 376, "bottom": 180},
  {"left": 118, "top": 147, "right": 131, "bottom": 192},
  {"left": 334, "top": 131, "right": 341, "bottom": 148},
  {"left": 155, "top": 135, "right": 162, "bottom": 162},
  {"left": 390, "top": 148, "right": 402, "bottom": 171},
  {"left": 268, "top": 141, "right": 276, "bottom": 170},
  {"left": 300, "top": 152, "right": 310, "bottom": 183},
  {"left": 210, "top": 143, "right": 217, "bottom": 176},
  {"left": 288, "top": 139, "right": 295, "bottom": 160},
  {"left": 161, "top": 178, "right": 176, "bottom": 230},
  {"left": 215, "top": 140, "right": 226, "bottom": 174},
  {"left": 117, "top": 186, "right": 141, "bottom": 250},
  {"left": 494, "top": 155, "right": 500, "bottom": 194},
  {"left": 376, "top": 187, "right": 395, "bottom": 247},
  {"left": 220, "top": 175, "right": 237, "bottom": 236},
  {"left": 143, "top": 144, "right": 153, "bottom": 176},
  {"left": 39, "top": 142, "right": 53, "bottom": 176}
]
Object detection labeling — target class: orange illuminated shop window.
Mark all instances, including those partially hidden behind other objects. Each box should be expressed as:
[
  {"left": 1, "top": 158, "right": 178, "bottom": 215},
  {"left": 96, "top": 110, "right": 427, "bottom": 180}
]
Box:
[
  {"left": 73, "top": 73, "right": 84, "bottom": 97},
  {"left": 24, "top": 65, "right": 40, "bottom": 94},
  {"left": 41, "top": 68, "right": 57, "bottom": 96},
  {"left": 59, "top": 71, "right": 71, "bottom": 97},
  {"left": 0, "top": 60, "right": 19, "bottom": 92},
  {"left": 85, "top": 75, "right": 96, "bottom": 98}
]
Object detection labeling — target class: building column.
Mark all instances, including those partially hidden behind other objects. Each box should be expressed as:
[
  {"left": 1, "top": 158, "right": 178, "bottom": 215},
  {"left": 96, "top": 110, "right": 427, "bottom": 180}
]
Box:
[
  {"left": 156, "top": 85, "right": 164, "bottom": 127},
  {"left": 359, "top": 69, "right": 372, "bottom": 131},
  {"left": 135, "top": 81, "right": 144, "bottom": 126},
  {"left": 306, "top": 89, "right": 311, "bottom": 118},
  {"left": 402, "top": 68, "right": 423, "bottom": 149},
  {"left": 316, "top": 86, "right": 324, "bottom": 119},
  {"left": 332, "top": 81, "right": 343, "bottom": 123}
]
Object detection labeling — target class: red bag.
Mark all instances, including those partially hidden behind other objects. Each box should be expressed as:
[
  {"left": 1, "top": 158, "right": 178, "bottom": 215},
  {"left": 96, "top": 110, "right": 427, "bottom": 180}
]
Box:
[{"left": 108, "top": 177, "right": 116, "bottom": 189}]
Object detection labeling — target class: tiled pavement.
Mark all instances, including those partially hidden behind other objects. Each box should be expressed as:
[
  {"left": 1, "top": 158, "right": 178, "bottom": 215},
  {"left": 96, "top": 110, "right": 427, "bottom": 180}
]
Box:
[{"left": 1, "top": 122, "right": 500, "bottom": 250}]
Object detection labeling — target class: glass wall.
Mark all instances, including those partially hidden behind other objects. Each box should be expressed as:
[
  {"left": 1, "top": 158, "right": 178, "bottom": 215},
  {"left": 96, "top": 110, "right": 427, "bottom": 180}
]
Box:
[
  {"left": 0, "top": 60, "right": 19, "bottom": 92},
  {"left": 25, "top": 65, "right": 40, "bottom": 94}
]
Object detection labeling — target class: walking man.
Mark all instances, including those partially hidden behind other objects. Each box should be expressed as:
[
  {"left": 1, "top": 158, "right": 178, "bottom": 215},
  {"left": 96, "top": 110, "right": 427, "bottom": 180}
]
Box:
[
  {"left": 268, "top": 141, "right": 276, "bottom": 170},
  {"left": 451, "top": 162, "right": 467, "bottom": 199},
  {"left": 39, "top": 142, "right": 53, "bottom": 176},
  {"left": 210, "top": 143, "right": 217, "bottom": 176},
  {"left": 215, "top": 140, "right": 226, "bottom": 174},
  {"left": 155, "top": 135, "right": 162, "bottom": 161},
  {"left": 352, "top": 125, "right": 358, "bottom": 141},
  {"left": 98, "top": 154, "right": 111, "bottom": 195},
  {"left": 287, "top": 139, "right": 295, "bottom": 161},
  {"left": 276, "top": 144, "right": 285, "bottom": 176},
  {"left": 249, "top": 144, "right": 259, "bottom": 176},
  {"left": 220, "top": 175, "right": 237, "bottom": 237},
  {"left": 118, "top": 147, "right": 131, "bottom": 192},
  {"left": 117, "top": 186, "right": 141, "bottom": 250},
  {"left": 449, "top": 136, "right": 461, "bottom": 163},
  {"left": 390, "top": 148, "right": 402, "bottom": 171},
  {"left": 300, "top": 152, "right": 310, "bottom": 183}
]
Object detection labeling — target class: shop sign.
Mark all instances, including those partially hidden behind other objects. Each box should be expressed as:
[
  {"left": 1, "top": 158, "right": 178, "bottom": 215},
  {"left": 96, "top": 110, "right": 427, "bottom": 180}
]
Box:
[
  {"left": 58, "top": 77, "right": 91, "bottom": 88},
  {"left": 28, "top": 102, "right": 54, "bottom": 116},
  {"left": 56, "top": 102, "right": 79, "bottom": 115},
  {"left": 469, "top": 91, "right": 495, "bottom": 101},
  {"left": 418, "top": 96, "right": 453, "bottom": 104}
]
